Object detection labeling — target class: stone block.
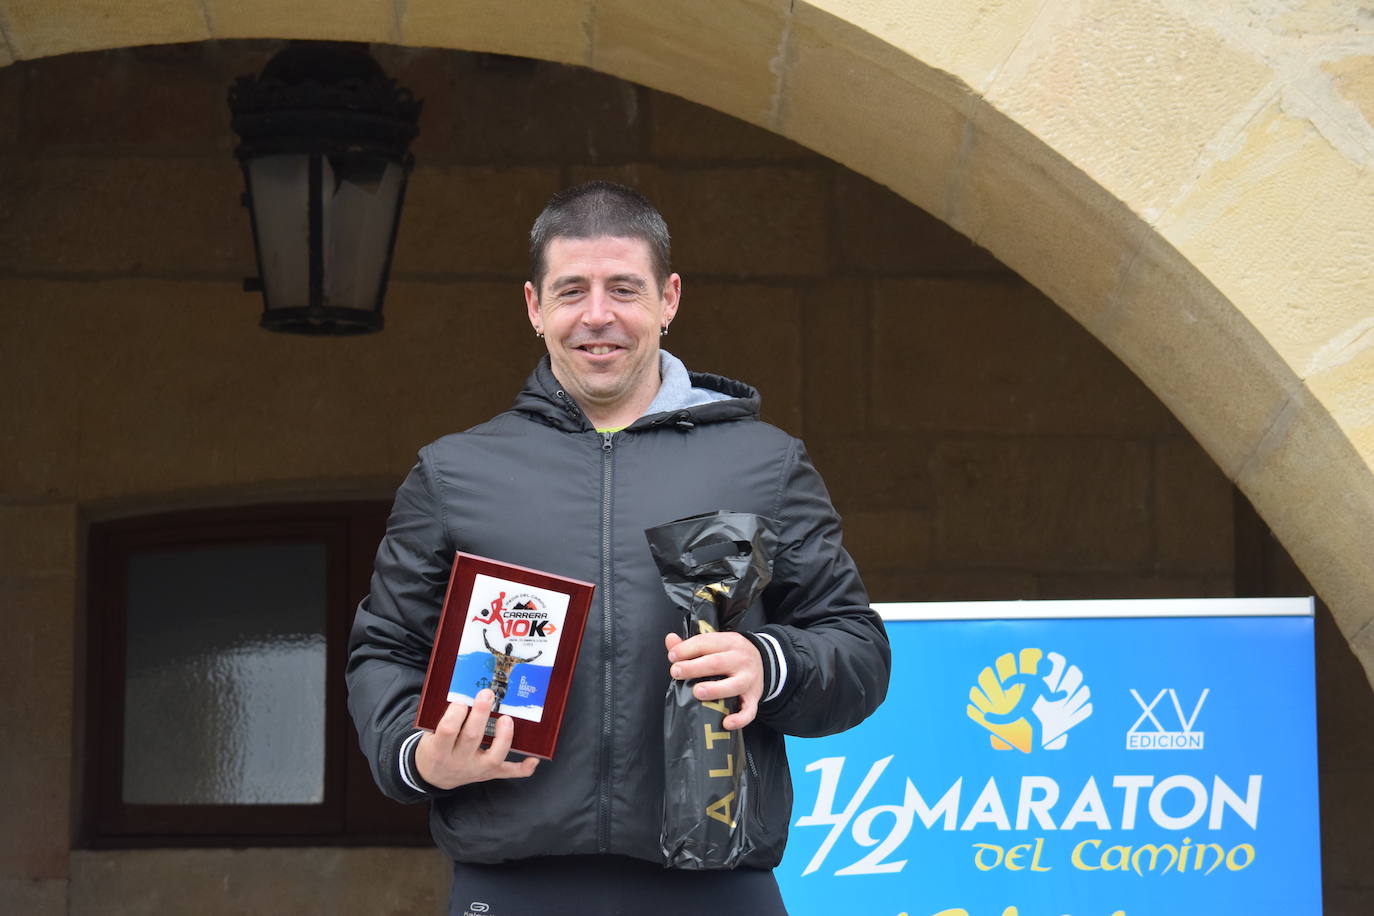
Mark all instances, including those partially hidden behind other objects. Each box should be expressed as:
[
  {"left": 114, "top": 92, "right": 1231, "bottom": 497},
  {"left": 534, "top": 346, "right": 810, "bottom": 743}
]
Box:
[
  {"left": 800, "top": 277, "right": 868, "bottom": 439},
  {"left": 807, "top": 436, "right": 933, "bottom": 513},
  {"left": 593, "top": 0, "right": 788, "bottom": 126},
  {"left": 0, "top": 577, "right": 77, "bottom": 742},
  {"left": 46, "top": 280, "right": 271, "bottom": 498},
  {"left": 0, "top": 747, "right": 70, "bottom": 879},
  {"left": 0, "top": 587, "right": 78, "bottom": 889},
  {"left": 1353, "top": 620, "right": 1374, "bottom": 696},
  {"left": 391, "top": 48, "right": 652, "bottom": 168},
  {"left": 570, "top": 164, "right": 829, "bottom": 278},
  {"left": 863, "top": 570, "right": 1038, "bottom": 604},
  {"left": 1234, "top": 382, "right": 1374, "bottom": 651},
  {"left": 0, "top": 279, "right": 84, "bottom": 500},
  {"left": 70, "top": 847, "right": 451, "bottom": 916},
  {"left": 163, "top": 280, "right": 530, "bottom": 491},
  {"left": 0, "top": 504, "right": 77, "bottom": 577},
  {"left": 5, "top": 279, "right": 262, "bottom": 497},
  {"left": 1325, "top": 53, "right": 1374, "bottom": 130},
  {"left": 1318, "top": 765, "right": 1374, "bottom": 886},
  {"left": 1158, "top": 100, "right": 1374, "bottom": 378},
  {"left": 0, "top": 59, "right": 21, "bottom": 148},
  {"left": 0, "top": 879, "right": 65, "bottom": 914},
  {"left": 667, "top": 282, "right": 803, "bottom": 434},
  {"left": 289, "top": 279, "right": 535, "bottom": 458},
  {"left": 957, "top": 107, "right": 1149, "bottom": 336},
  {"left": 649, "top": 90, "right": 810, "bottom": 163},
  {"left": 933, "top": 438, "right": 1152, "bottom": 572},
  {"left": 870, "top": 276, "right": 1176, "bottom": 437},
  {"left": 207, "top": 0, "right": 397, "bottom": 43},
  {"left": 461, "top": 57, "right": 637, "bottom": 165},
  {"left": 782, "top": 3, "right": 971, "bottom": 220},
  {"left": 367, "top": 45, "right": 460, "bottom": 163},
  {"left": 0, "top": 276, "right": 545, "bottom": 502},
  {"left": 1315, "top": 603, "right": 1374, "bottom": 769},
  {"left": 1154, "top": 438, "right": 1235, "bottom": 574},
  {"left": 1305, "top": 326, "right": 1374, "bottom": 467},
  {"left": 445, "top": 58, "right": 642, "bottom": 165},
  {"left": 1280, "top": 2, "right": 1373, "bottom": 33},
  {"left": 1104, "top": 231, "right": 1298, "bottom": 480},
  {"left": 391, "top": 165, "right": 562, "bottom": 276},
  {"left": 401, "top": 0, "right": 592, "bottom": 66},
  {"left": 986, "top": 0, "right": 1272, "bottom": 220},
  {"left": 2, "top": 0, "right": 208, "bottom": 59},
  {"left": 834, "top": 171, "right": 1004, "bottom": 274},
  {"left": 215, "top": 279, "right": 536, "bottom": 489},
  {"left": 0, "top": 156, "right": 253, "bottom": 275},
  {"left": 1243, "top": 509, "right": 1317, "bottom": 598},
  {"left": 21, "top": 46, "right": 229, "bottom": 154},
  {"left": 840, "top": 508, "right": 933, "bottom": 572},
  {"left": 805, "top": 0, "right": 1046, "bottom": 95},
  {"left": 208, "top": 38, "right": 284, "bottom": 73},
  {"left": 1035, "top": 573, "right": 1233, "bottom": 600},
  {"left": 1325, "top": 886, "right": 1374, "bottom": 916}
]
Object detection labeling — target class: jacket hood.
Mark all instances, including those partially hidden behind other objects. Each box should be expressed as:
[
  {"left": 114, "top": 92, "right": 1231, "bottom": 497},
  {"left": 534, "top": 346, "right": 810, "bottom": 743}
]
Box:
[{"left": 511, "top": 355, "right": 761, "bottom": 432}]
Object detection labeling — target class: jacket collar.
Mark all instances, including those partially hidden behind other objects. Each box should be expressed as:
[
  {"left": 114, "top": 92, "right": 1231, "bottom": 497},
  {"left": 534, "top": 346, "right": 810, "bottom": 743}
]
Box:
[{"left": 511, "top": 355, "right": 760, "bottom": 433}]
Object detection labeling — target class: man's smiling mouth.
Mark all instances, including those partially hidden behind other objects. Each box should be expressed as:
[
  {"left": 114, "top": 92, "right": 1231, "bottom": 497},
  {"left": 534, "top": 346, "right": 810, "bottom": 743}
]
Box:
[{"left": 578, "top": 344, "right": 622, "bottom": 355}]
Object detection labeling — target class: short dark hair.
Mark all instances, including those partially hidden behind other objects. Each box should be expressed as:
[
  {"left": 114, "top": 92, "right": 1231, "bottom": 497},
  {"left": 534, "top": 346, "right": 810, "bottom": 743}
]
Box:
[{"left": 528, "top": 181, "right": 671, "bottom": 293}]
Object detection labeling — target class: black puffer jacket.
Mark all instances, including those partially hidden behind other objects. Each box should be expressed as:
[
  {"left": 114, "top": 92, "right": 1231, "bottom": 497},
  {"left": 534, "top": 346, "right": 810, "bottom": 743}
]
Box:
[{"left": 346, "top": 359, "right": 890, "bottom": 868}]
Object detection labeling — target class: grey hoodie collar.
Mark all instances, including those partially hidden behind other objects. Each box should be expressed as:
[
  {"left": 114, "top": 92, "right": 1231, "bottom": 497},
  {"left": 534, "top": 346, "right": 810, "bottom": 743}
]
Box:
[
  {"left": 642, "top": 350, "right": 734, "bottom": 419},
  {"left": 514, "top": 353, "right": 756, "bottom": 432}
]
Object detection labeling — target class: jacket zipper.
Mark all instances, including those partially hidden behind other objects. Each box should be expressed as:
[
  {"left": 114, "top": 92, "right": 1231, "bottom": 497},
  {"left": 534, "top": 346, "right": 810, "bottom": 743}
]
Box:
[{"left": 597, "top": 429, "right": 615, "bottom": 852}]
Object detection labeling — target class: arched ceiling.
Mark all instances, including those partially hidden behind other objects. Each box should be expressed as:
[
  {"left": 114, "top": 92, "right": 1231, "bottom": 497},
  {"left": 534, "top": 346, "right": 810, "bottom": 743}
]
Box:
[{"left": 2, "top": 0, "right": 1372, "bottom": 682}]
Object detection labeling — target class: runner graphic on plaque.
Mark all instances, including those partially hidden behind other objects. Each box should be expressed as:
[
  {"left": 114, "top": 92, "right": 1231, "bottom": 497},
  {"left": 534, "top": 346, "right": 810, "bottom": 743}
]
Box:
[
  {"left": 481, "top": 630, "right": 542, "bottom": 714},
  {"left": 448, "top": 573, "right": 569, "bottom": 723}
]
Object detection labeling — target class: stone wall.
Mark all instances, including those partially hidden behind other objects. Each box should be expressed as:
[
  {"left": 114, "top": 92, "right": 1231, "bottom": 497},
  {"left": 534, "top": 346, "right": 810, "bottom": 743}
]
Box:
[
  {"left": 0, "top": 42, "right": 1239, "bottom": 591},
  {"left": 0, "top": 42, "right": 1367, "bottom": 915}
]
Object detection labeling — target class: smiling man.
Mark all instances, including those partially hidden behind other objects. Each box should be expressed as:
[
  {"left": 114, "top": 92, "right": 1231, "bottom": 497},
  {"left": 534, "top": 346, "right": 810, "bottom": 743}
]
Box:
[
  {"left": 526, "top": 232, "right": 679, "bottom": 430},
  {"left": 347, "top": 182, "right": 891, "bottom": 916}
]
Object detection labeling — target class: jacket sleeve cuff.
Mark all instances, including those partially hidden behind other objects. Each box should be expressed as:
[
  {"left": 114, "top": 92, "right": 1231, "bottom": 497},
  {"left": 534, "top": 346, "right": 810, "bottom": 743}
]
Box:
[
  {"left": 746, "top": 628, "right": 792, "bottom": 707},
  {"left": 398, "top": 729, "right": 450, "bottom": 797}
]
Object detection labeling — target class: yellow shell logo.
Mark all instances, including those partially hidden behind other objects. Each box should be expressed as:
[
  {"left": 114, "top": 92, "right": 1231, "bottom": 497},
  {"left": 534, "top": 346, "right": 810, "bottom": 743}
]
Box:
[{"left": 966, "top": 648, "right": 1092, "bottom": 752}]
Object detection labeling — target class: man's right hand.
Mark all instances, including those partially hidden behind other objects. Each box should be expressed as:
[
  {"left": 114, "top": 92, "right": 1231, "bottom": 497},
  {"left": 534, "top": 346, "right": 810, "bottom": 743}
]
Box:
[{"left": 415, "top": 689, "right": 540, "bottom": 789}]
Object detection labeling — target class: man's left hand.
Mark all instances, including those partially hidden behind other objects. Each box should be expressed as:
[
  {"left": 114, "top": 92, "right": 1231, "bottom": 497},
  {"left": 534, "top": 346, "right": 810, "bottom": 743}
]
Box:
[{"left": 665, "top": 630, "right": 763, "bottom": 730}]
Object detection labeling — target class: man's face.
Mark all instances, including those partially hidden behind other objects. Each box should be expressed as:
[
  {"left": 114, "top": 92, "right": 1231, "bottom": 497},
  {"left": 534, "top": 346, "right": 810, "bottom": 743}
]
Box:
[{"left": 525, "top": 236, "right": 680, "bottom": 425}]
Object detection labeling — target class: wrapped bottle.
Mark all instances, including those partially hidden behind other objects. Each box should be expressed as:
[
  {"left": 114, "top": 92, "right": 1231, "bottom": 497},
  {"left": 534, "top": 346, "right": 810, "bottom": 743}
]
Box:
[{"left": 645, "top": 510, "right": 778, "bottom": 869}]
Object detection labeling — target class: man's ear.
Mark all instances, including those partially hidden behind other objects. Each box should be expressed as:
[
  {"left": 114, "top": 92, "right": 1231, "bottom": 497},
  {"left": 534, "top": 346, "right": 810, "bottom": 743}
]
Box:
[
  {"left": 524, "top": 281, "right": 542, "bottom": 333},
  {"left": 661, "top": 273, "right": 682, "bottom": 325}
]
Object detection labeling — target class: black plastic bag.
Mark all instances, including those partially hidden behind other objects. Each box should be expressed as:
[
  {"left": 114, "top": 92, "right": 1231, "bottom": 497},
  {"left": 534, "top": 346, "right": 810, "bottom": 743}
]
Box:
[{"left": 645, "top": 510, "right": 778, "bottom": 869}]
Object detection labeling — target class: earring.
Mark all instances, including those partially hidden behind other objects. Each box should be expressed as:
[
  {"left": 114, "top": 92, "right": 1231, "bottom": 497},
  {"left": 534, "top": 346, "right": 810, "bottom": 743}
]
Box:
[
  {"left": 536, "top": 330, "right": 544, "bottom": 339},
  {"left": 660, "top": 325, "right": 669, "bottom": 337}
]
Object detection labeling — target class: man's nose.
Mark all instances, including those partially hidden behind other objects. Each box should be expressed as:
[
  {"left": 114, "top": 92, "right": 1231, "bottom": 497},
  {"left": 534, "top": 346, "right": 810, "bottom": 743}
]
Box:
[{"left": 581, "top": 289, "right": 616, "bottom": 326}]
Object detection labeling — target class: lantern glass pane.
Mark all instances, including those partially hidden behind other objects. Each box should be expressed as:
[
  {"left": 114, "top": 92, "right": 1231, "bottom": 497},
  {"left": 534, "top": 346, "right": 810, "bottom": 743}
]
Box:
[
  {"left": 320, "top": 155, "right": 406, "bottom": 310},
  {"left": 246, "top": 155, "right": 311, "bottom": 310}
]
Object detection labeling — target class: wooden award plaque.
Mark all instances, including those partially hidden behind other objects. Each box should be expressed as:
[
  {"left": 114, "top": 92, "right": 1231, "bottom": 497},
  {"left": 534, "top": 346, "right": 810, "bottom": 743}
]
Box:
[{"left": 415, "top": 552, "right": 594, "bottom": 760}]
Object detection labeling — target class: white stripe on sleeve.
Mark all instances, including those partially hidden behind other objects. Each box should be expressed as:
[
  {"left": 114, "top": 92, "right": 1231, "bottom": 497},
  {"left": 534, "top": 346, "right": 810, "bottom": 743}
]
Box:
[
  {"left": 756, "top": 632, "right": 788, "bottom": 703},
  {"left": 398, "top": 729, "right": 426, "bottom": 793}
]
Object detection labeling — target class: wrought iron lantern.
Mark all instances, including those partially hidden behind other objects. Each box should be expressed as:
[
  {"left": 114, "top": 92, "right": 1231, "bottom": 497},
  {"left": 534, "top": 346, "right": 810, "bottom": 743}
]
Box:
[{"left": 229, "top": 43, "right": 421, "bottom": 335}]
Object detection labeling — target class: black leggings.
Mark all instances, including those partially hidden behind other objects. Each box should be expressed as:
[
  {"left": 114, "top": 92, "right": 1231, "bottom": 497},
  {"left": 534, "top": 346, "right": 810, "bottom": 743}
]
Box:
[{"left": 449, "top": 854, "right": 789, "bottom": 916}]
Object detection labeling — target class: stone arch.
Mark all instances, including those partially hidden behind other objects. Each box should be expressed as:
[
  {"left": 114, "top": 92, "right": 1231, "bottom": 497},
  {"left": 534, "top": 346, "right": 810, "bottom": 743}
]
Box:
[{"left": 3, "top": 0, "right": 1371, "bottom": 680}]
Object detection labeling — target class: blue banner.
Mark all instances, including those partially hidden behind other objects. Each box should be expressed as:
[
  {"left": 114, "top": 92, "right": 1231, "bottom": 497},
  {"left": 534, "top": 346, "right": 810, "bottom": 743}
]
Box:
[{"left": 777, "top": 601, "right": 1319, "bottom": 916}]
